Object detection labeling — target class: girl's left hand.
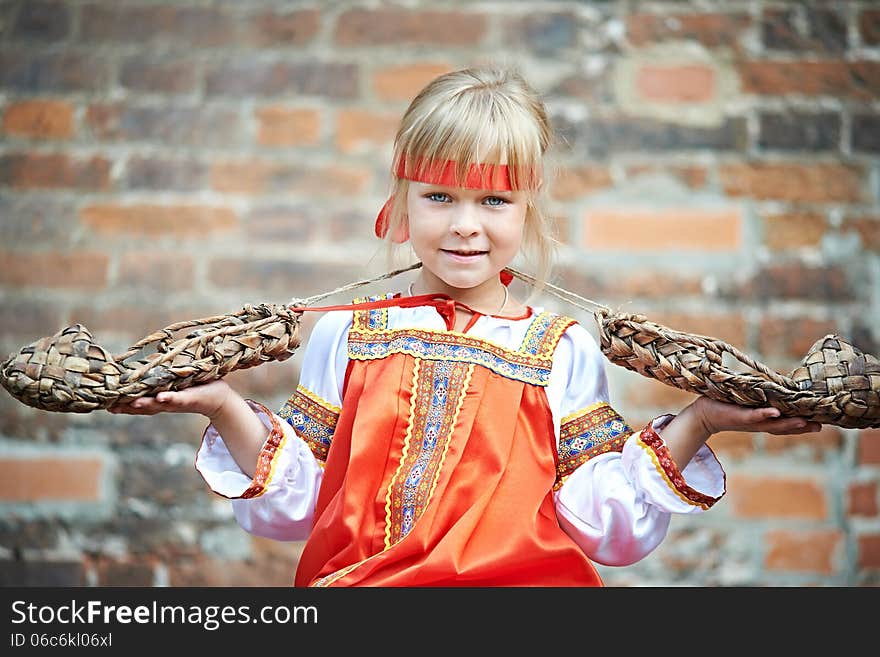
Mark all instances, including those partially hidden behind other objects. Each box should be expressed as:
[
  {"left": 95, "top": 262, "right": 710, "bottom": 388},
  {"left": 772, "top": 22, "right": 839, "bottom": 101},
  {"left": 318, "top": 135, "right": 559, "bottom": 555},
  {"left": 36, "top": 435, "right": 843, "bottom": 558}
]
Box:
[{"left": 690, "top": 396, "right": 823, "bottom": 436}]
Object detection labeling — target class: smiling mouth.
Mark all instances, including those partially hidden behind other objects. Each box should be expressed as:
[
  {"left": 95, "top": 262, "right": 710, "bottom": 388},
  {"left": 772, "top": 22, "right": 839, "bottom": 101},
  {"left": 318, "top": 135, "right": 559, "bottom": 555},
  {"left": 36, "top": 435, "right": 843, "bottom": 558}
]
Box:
[{"left": 442, "top": 249, "right": 488, "bottom": 256}]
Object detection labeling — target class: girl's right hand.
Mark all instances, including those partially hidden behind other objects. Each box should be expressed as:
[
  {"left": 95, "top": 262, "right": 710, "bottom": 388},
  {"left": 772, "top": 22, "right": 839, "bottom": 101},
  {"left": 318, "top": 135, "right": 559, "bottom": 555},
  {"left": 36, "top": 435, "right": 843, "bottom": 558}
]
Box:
[{"left": 107, "top": 379, "right": 233, "bottom": 420}]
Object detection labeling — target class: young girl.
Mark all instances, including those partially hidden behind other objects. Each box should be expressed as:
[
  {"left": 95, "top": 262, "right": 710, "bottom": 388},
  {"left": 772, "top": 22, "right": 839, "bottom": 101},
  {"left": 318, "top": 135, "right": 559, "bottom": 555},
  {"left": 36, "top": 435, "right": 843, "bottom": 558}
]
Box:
[{"left": 110, "top": 66, "right": 821, "bottom": 586}]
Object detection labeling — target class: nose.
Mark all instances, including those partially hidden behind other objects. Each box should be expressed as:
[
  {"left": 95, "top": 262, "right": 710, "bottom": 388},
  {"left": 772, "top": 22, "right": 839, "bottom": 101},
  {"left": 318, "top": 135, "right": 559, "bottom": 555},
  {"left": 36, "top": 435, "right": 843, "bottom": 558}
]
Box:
[{"left": 449, "top": 203, "right": 481, "bottom": 237}]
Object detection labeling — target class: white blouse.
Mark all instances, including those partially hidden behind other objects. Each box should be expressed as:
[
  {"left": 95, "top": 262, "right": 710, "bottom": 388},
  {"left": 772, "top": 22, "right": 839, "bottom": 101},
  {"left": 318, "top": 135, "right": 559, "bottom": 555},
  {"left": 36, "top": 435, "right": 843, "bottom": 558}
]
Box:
[{"left": 196, "top": 299, "right": 725, "bottom": 567}]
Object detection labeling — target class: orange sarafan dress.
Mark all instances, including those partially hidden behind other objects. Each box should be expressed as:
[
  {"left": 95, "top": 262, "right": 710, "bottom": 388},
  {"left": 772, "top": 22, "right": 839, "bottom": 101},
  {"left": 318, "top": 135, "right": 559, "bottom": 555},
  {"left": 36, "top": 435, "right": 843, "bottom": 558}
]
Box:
[{"left": 196, "top": 294, "right": 726, "bottom": 587}]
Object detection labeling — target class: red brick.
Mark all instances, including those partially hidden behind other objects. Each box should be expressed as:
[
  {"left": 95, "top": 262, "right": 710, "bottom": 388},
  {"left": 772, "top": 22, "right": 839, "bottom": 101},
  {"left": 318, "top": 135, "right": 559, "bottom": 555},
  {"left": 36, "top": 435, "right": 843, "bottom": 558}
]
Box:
[
  {"left": 0, "top": 456, "right": 103, "bottom": 502},
  {"left": 119, "top": 56, "right": 198, "bottom": 93},
  {"left": 624, "top": 165, "right": 708, "bottom": 189},
  {"left": 208, "top": 259, "right": 362, "bottom": 297},
  {"left": 0, "top": 299, "right": 62, "bottom": 337},
  {"left": 858, "top": 429, "right": 880, "bottom": 465},
  {"left": 242, "top": 8, "right": 320, "bottom": 47},
  {"left": 550, "top": 166, "right": 613, "bottom": 200},
  {"left": 607, "top": 272, "right": 705, "bottom": 299},
  {"left": 81, "top": 5, "right": 236, "bottom": 47},
  {"left": 757, "top": 317, "right": 840, "bottom": 362},
  {"left": 622, "top": 373, "right": 696, "bottom": 412},
  {"left": 118, "top": 253, "right": 194, "bottom": 290},
  {"left": 627, "top": 12, "right": 751, "bottom": 49},
  {"left": 206, "top": 59, "right": 358, "bottom": 100},
  {"left": 81, "top": 204, "right": 237, "bottom": 238},
  {"left": 582, "top": 208, "right": 742, "bottom": 252},
  {"left": 225, "top": 365, "right": 299, "bottom": 400},
  {"left": 741, "top": 262, "right": 853, "bottom": 303},
  {"left": 720, "top": 163, "right": 864, "bottom": 202},
  {"left": 243, "top": 205, "right": 319, "bottom": 243},
  {"left": 373, "top": 63, "right": 453, "bottom": 101},
  {"left": 256, "top": 107, "right": 321, "bottom": 147},
  {"left": 849, "top": 482, "right": 879, "bottom": 517},
  {"left": 210, "top": 161, "right": 370, "bottom": 196},
  {"left": 3, "top": 100, "right": 75, "bottom": 139},
  {"left": 125, "top": 155, "right": 206, "bottom": 191},
  {"left": 92, "top": 558, "right": 155, "bottom": 586},
  {"left": 727, "top": 475, "right": 827, "bottom": 519},
  {"left": 84, "top": 103, "right": 122, "bottom": 140},
  {"left": 335, "top": 8, "right": 487, "bottom": 46},
  {"left": 555, "top": 267, "right": 704, "bottom": 302},
  {"left": 13, "top": 1, "right": 72, "bottom": 41},
  {"left": 764, "top": 425, "right": 843, "bottom": 461},
  {"left": 85, "top": 103, "right": 244, "bottom": 146},
  {"left": 739, "top": 60, "right": 880, "bottom": 100},
  {"left": 0, "top": 251, "right": 108, "bottom": 289},
  {"left": 168, "top": 538, "right": 302, "bottom": 586},
  {"left": 69, "top": 305, "right": 208, "bottom": 339},
  {"left": 765, "top": 529, "right": 842, "bottom": 574},
  {"left": 1, "top": 153, "right": 110, "bottom": 190},
  {"left": 649, "top": 311, "right": 748, "bottom": 350},
  {"left": 860, "top": 10, "right": 880, "bottom": 45},
  {"left": 636, "top": 64, "right": 715, "bottom": 103},
  {"left": 841, "top": 216, "right": 880, "bottom": 252},
  {"left": 858, "top": 534, "right": 880, "bottom": 569},
  {"left": 763, "top": 212, "right": 826, "bottom": 250},
  {"left": 706, "top": 431, "right": 757, "bottom": 460},
  {"left": 335, "top": 109, "right": 398, "bottom": 154},
  {"left": 0, "top": 52, "right": 111, "bottom": 93},
  {"left": 504, "top": 13, "right": 577, "bottom": 56}
]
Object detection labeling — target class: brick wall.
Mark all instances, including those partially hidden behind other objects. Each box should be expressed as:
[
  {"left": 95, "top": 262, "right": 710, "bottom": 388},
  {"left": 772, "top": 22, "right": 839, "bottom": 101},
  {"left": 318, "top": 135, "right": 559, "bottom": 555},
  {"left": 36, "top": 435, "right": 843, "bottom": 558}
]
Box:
[{"left": 0, "top": 0, "right": 877, "bottom": 587}]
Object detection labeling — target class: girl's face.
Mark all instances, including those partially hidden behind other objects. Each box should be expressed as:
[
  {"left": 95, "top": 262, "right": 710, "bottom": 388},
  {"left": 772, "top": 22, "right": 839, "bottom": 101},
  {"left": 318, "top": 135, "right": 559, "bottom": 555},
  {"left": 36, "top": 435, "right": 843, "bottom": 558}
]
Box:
[{"left": 405, "top": 181, "right": 527, "bottom": 292}]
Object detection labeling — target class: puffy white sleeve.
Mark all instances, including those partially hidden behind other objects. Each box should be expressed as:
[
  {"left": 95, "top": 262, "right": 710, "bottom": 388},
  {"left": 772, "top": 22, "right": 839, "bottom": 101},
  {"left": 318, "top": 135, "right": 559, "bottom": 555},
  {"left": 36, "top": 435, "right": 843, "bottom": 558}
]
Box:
[
  {"left": 194, "top": 310, "right": 352, "bottom": 541},
  {"left": 549, "top": 322, "right": 726, "bottom": 566}
]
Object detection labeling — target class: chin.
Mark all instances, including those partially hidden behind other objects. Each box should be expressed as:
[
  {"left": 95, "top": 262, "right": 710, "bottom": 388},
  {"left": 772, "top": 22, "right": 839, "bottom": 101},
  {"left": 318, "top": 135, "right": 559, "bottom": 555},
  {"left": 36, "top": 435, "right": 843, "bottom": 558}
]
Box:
[{"left": 436, "top": 273, "right": 486, "bottom": 290}]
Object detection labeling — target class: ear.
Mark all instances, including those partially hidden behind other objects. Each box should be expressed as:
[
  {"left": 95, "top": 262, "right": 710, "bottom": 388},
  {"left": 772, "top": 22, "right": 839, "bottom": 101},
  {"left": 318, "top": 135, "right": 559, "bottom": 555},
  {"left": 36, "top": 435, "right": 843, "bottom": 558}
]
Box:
[{"left": 390, "top": 214, "right": 410, "bottom": 244}]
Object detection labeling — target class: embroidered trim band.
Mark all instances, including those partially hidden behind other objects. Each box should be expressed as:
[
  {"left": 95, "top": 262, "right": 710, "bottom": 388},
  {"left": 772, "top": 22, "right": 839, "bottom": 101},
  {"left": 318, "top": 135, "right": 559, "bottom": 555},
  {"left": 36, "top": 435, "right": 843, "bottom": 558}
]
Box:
[
  {"left": 554, "top": 401, "right": 632, "bottom": 490},
  {"left": 278, "top": 385, "right": 340, "bottom": 463},
  {"left": 637, "top": 424, "right": 721, "bottom": 510}
]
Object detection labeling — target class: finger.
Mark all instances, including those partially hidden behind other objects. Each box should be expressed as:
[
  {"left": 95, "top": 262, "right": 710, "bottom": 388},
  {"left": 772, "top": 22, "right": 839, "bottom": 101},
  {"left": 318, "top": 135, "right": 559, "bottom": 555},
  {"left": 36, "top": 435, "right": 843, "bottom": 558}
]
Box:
[
  {"left": 723, "top": 406, "right": 781, "bottom": 430},
  {"left": 114, "top": 397, "right": 164, "bottom": 415},
  {"left": 154, "top": 391, "right": 193, "bottom": 412},
  {"left": 764, "top": 420, "right": 822, "bottom": 436}
]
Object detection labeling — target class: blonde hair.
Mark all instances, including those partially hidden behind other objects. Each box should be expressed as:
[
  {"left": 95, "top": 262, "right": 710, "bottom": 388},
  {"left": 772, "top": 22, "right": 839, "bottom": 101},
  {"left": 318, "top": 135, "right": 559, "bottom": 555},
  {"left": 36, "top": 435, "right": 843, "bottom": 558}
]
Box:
[{"left": 383, "top": 66, "right": 558, "bottom": 294}]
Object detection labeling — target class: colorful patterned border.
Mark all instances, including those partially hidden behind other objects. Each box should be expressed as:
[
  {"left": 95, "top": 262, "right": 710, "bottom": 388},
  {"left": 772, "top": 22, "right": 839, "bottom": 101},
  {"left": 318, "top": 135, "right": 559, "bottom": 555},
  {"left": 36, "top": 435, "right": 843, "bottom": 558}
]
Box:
[
  {"left": 238, "top": 400, "right": 287, "bottom": 499},
  {"left": 521, "top": 312, "right": 576, "bottom": 357},
  {"left": 637, "top": 424, "right": 721, "bottom": 510},
  {"left": 554, "top": 401, "right": 632, "bottom": 490},
  {"left": 352, "top": 293, "right": 394, "bottom": 331},
  {"left": 384, "top": 359, "right": 473, "bottom": 547},
  {"left": 277, "top": 385, "right": 340, "bottom": 463}
]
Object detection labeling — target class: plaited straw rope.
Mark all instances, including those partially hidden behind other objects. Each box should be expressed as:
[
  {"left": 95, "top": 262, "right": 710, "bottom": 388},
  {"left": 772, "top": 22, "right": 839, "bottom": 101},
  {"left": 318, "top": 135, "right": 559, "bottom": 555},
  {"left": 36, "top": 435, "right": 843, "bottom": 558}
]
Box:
[{"left": 1, "top": 263, "right": 878, "bottom": 428}]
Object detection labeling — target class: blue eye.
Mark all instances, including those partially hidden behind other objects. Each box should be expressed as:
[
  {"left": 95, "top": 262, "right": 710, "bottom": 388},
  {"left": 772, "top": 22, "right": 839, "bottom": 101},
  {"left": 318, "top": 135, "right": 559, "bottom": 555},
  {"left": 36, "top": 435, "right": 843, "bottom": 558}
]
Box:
[
  {"left": 484, "top": 196, "right": 507, "bottom": 207},
  {"left": 427, "top": 192, "right": 451, "bottom": 203}
]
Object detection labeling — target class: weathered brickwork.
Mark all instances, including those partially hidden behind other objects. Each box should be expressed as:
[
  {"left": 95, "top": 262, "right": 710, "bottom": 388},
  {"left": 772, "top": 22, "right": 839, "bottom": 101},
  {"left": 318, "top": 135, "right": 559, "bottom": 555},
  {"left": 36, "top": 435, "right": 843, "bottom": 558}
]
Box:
[{"left": 1, "top": 1, "right": 878, "bottom": 587}]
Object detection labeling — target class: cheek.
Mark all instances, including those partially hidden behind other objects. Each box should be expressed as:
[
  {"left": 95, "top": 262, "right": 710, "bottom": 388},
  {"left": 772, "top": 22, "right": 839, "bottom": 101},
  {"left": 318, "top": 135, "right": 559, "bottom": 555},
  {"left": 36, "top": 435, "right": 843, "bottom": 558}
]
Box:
[
  {"left": 406, "top": 213, "right": 444, "bottom": 248},
  {"left": 490, "top": 211, "right": 526, "bottom": 248}
]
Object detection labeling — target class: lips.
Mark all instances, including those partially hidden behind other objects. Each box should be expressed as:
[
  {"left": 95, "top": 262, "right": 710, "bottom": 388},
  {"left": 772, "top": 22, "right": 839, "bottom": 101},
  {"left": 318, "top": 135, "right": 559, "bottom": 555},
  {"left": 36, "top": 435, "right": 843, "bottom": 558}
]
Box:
[{"left": 442, "top": 249, "right": 488, "bottom": 256}]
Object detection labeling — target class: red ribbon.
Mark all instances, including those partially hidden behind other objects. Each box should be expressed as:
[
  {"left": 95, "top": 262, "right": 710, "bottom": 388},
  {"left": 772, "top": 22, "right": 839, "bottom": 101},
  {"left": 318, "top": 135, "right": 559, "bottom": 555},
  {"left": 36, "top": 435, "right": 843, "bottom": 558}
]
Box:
[{"left": 375, "top": 159, "right": 515, "bottom": 239}]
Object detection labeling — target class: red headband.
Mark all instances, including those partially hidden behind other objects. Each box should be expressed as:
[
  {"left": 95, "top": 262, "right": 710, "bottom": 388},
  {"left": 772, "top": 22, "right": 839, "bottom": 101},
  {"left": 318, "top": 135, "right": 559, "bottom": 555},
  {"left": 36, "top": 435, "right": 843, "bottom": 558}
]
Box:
[{"left": 375, "top": 159, "right": 516, "bottom": 239}]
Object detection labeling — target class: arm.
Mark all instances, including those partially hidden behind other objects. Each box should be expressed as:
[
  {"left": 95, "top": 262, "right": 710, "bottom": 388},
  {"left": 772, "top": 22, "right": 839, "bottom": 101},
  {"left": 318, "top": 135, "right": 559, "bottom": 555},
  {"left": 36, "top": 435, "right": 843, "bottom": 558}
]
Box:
[
  {"left": 110, "top": 379, "right": 268, "bottom": 477},
  {"left": 657, "top": 396, "right": 821, "bottom": 469},
  {"left": 109, "top": 309, "right": 353, "bottom": 541},
  {"left": 549, "top": 323, "right": 822, "bottom": 566}
]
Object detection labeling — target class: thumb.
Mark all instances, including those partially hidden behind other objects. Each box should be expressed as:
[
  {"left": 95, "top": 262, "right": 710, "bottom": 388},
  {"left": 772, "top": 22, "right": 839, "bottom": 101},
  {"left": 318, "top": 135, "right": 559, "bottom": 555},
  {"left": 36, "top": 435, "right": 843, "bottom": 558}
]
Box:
[{"left": 761, "top": 407, "right": 781, "bottom": 420}]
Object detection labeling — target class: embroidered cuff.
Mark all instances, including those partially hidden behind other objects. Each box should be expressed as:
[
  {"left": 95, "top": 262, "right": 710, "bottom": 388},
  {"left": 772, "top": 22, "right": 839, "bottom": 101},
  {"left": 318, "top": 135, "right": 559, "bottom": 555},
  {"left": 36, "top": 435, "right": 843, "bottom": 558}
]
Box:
[
  {"left": 635, "top": 419, "right": 726, "bottom": 510},
  {"left": 195, "top": 399, "right": 288, "bottom": 500}
]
